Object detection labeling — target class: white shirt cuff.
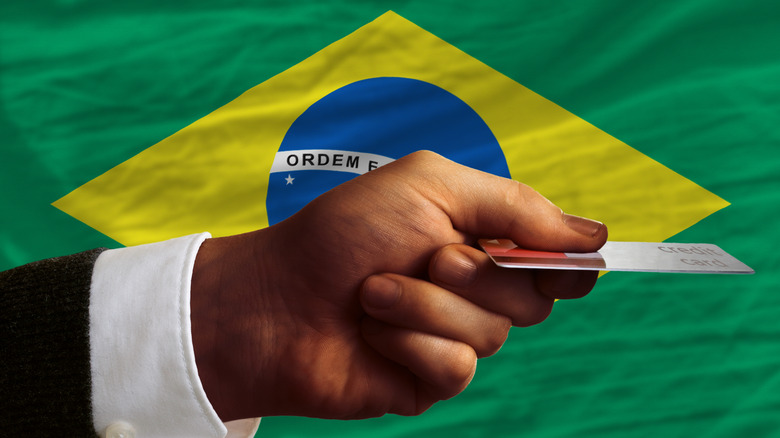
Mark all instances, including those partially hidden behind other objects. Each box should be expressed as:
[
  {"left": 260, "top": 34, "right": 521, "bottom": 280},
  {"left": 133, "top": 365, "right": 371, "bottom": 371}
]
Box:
[{"left": 89, "top": 233, "right": 258, "bottom": 437}]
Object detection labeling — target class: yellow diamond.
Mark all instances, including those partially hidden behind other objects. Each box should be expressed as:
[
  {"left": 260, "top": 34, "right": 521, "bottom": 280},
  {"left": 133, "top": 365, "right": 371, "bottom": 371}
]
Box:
[{"left": 53, "top": 11, "right": 728, "bottom": 247}]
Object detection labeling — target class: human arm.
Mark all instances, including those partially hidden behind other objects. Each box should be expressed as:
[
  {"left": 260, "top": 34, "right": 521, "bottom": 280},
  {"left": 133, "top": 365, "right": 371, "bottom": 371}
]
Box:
[{"left": 1, "top": 150, "right": 605, "bottom": 435}]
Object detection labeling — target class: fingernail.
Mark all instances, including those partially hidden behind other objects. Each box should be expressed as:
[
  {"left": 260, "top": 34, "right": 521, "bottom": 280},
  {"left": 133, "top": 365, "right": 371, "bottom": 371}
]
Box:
[
  {"left": 433, "top": 250, "right": 478, "bottom": 288},
  {"left": 562, "top": 213, "right": 603, "bottom": 238},
  {"left": 363, "top": 276, "right": 400, "bottom": 309}
]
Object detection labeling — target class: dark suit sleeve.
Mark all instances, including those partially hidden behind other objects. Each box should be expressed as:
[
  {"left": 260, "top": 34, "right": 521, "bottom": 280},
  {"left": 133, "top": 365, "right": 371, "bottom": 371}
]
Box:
[{"left": 1, "top": 249, "right": 106, "bottom": 437}]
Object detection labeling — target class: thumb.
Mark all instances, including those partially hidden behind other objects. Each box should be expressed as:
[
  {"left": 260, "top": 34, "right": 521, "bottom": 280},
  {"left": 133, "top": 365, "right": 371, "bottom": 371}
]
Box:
[{"left": 395, "top": 151, "right": 608, "bottom": 252}]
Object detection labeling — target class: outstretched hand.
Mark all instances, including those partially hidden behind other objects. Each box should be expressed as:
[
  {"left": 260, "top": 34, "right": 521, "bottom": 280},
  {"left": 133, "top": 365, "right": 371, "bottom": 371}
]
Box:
[{"left": 191, "top": 151, "right": 607, "bottom": 421}]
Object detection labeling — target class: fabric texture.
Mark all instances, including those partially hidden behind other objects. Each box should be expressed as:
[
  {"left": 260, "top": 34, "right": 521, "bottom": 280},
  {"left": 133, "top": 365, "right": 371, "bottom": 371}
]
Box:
[
  {"left": 1, "top": 233, "right": 259, "bottom": 437},
  {"left": 1, "top": 248, "right": 106, "bottom": 437},
  {"left": 90, "top": 233, "right": 228, "bottom": 438}
]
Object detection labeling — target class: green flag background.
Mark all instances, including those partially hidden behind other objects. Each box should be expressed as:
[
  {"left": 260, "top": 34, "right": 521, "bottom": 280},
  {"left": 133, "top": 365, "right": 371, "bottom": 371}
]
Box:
[{"left": 2, "top": 1, "right": 778, "bottom": 437}]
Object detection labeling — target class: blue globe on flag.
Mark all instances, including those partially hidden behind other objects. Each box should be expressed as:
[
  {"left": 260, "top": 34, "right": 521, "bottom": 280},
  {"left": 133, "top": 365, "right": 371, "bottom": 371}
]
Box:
[{"left": 266, "top": 77, "right": 512, "bottom": 225}]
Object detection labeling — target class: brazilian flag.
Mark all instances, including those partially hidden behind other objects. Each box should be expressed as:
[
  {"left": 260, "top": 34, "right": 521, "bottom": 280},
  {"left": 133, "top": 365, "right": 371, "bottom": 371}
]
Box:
[{"left": 2, "top": 1, "right": 777, "bottom": 437}]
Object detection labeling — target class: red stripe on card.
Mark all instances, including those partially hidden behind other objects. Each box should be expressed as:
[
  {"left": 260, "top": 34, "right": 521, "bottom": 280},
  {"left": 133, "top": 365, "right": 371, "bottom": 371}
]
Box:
[
  {"left": 481, "top": 240, "right": 567, "bottom": 259},
  {"left": 498, "top": 248, "right": 568, "bottom": 259}
]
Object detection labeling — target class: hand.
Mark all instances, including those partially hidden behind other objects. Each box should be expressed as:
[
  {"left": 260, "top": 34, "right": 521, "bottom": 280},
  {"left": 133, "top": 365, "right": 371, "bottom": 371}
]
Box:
[{"left": 191, "top": 151, "right": 607, "bottom": 421}]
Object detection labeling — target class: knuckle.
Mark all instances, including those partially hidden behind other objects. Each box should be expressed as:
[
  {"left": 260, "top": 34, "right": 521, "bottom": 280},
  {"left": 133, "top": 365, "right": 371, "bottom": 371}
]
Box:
[
  {"left": 500, "top": 181, "right": 533, "bottom": 236},
  {"left": 407, "top": 149, "right": 441, "bottom": 162},
  {"left": 423, "top": 341, "right": 477, "bottom": 402},
  {"left": 504, "top": 180, "right": 530, "bottom": 208},
  {"left": 411, "top": 398, "right": 436, "bottom": 417},
  {"left": 440, "top": 343, "right": 477, "bottom": 398},
  {"left": 476, "top": 316, "right": 512, "bottom": 358},
  {"left": 559, "top": 286, "right": 591, "bottom": 300},
  {"left": 512, "top": 297, "right": 554, "bottom": 327},
  {"left": 399, "top": 150, "right": 453, "bottom": 175},
  {"left": 537, "top": 270, "right": 599, "bottom": 300}
]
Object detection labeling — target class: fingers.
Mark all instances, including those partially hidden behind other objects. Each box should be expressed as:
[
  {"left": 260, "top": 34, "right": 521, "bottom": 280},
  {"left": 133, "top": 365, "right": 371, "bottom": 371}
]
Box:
[
  {"left": 361, "top": 317, "right": 477, "bottom": 405},
  {"left": 385, "top": 151, "right": 608, "bottom": 252},
  {"left": 358, "top": 245, "right": 602, "bottom": 415},
  {"left": 358, "top": 269, "right": 513, "bottom": 412},
  {"left": 428, "top": 244, "right": 553, "bottom": 325},
  {"left": 360, "top": 275, "right": 511, "bottom": 357},
  {"left": 429, "top": 244, "right": 600, "bottom": 322},
  {"left": 534, "top": 268, "right": 600, "bottom": 300}
]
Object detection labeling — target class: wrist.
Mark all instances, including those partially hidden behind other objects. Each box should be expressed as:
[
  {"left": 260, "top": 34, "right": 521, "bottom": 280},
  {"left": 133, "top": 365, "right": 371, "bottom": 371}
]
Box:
[{"left": 191, "top": 231, "right": 264, "bottom": 421}]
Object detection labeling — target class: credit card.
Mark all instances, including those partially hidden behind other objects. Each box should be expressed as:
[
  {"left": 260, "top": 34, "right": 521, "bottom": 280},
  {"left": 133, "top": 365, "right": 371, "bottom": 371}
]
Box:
[{"left": 479, "top": 239, "right": 754, "bottom": 274}]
